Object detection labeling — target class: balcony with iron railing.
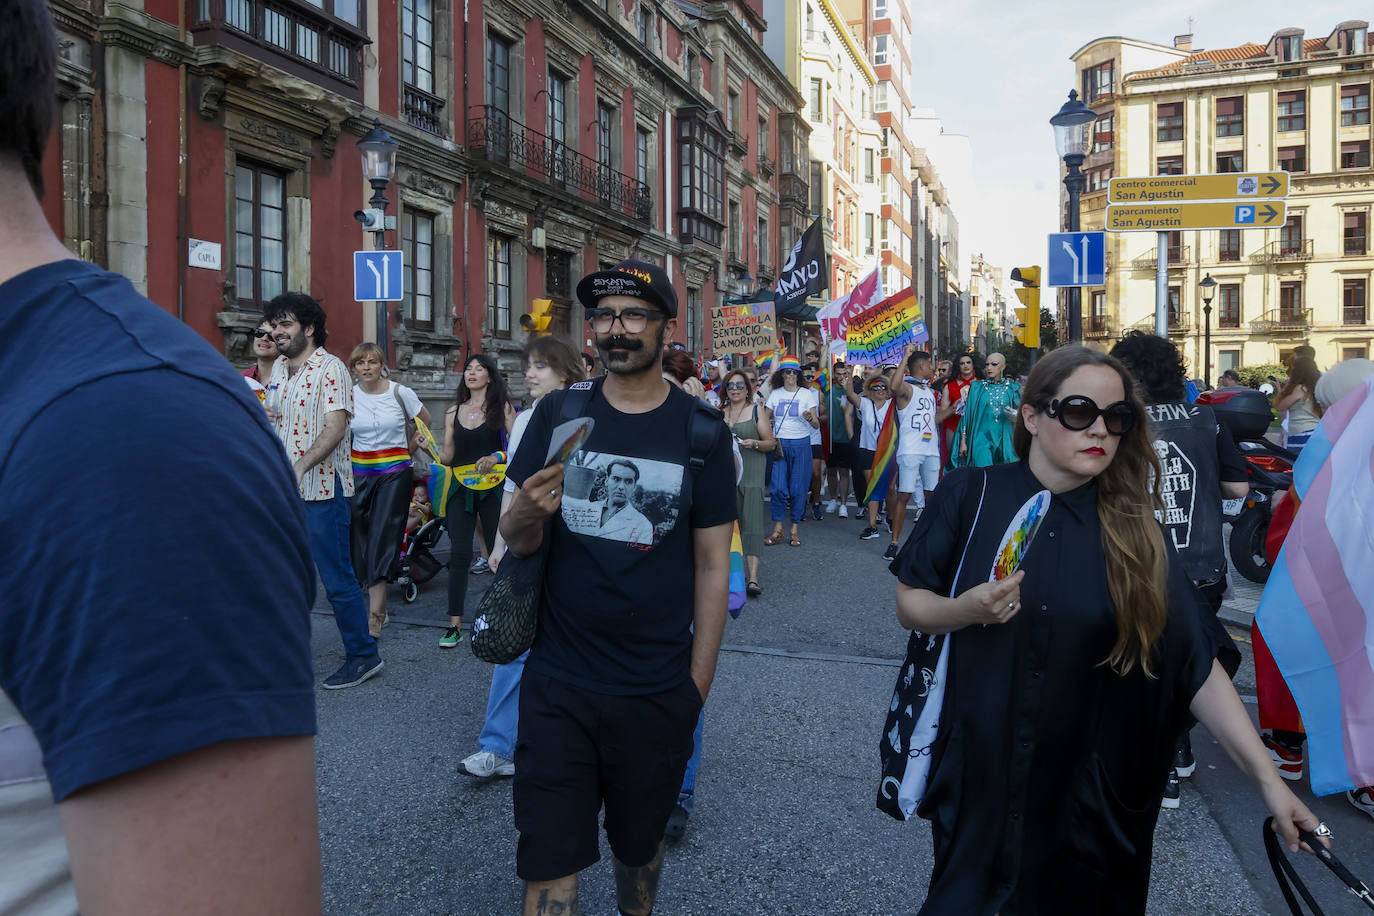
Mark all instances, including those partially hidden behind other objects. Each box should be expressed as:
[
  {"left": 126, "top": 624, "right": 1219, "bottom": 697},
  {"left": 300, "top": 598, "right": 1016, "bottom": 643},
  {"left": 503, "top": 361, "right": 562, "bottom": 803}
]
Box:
[
  {"left": 1167, "top": 314, "right": 1192, "bottom": 334},
  {"left": 1084, "top": 315, "right": 1115, "bottom": 338},
  {"left": 1344, "top": 304, "right": 1369, "bottom": 325},
  {"left": 404, "top": 85, "right": 445, "bottom": 137},
  {"left": 1251, "top": 308, "right": 1313, "bottom": 334},
  {"left": 757, "top": 153, "right": 775, "bottom": 177},
  {"left": 1131, "top": 245, "right": 1190, "bottom": 268},
  {"left": 191, "top": 0, "right": 366, "bottom": 98},
  {"left": 1254, "top": 238, "right": 1314, "bottom": 263},
  {"left": 467, "top": 106, "right": 651, "bottom": 222}
]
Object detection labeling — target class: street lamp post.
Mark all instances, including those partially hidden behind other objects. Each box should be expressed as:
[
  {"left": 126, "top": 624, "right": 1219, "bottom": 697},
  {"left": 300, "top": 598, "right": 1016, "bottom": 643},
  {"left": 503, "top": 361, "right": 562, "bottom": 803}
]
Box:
[
  {"left": 1198, "top": 273, "right": 1217, "bottom": 387},
  {"left": 1050, "top": 90, "right": 1095, "bottom": 344},
  {"left": 357, "top": 119, "right": 400, "bottom": 363}
]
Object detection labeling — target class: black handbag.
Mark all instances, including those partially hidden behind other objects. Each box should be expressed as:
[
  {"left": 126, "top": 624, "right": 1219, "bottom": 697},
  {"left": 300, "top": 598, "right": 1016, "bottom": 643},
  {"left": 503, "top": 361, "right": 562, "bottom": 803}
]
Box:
[{"left": 1263, "top": 817, "right": 1374, "bottom": 914}]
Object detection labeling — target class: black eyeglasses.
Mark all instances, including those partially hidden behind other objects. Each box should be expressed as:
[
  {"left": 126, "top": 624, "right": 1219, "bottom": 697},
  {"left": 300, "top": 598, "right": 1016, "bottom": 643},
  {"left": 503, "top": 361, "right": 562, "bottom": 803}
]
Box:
[
  {"left": 586, "top": 307, "right": 667, "bottom": 333},
  {"left": 725, "top": 381, "right": 747, "bottom": 390},
  {"left": 1043, "top": 396, "right": 1135, "bottom": 436},
  {"left": 254, "top": 328, "right": 273, "bottom": 339}
]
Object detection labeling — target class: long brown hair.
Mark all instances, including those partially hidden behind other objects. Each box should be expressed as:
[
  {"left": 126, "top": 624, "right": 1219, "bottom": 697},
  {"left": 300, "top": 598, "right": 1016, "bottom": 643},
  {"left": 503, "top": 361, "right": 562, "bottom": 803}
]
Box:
[{"left": 1013, "top": 346, "right": 1168, "bottom": 678}]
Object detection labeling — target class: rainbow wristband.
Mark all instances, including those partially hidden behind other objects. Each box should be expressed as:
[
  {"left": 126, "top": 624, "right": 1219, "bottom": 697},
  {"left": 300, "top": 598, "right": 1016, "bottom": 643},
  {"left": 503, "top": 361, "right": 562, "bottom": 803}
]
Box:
[{"left": 493, "top": 450, "right": 508, "bottom": 465}]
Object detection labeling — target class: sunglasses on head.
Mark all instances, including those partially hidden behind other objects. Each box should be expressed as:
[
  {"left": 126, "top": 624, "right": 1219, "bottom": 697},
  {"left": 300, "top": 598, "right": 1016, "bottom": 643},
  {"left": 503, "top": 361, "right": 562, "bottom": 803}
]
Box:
[
  {"left": 1043, "top": 396, "right": 1135, "bottom": 436},
  {"left": 254, "top": 328, "right": 273, "bottom": 339}
]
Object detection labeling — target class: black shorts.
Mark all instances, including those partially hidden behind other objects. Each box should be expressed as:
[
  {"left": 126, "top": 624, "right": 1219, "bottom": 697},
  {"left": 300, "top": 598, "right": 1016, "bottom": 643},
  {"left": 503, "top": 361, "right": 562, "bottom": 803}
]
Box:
[
  {"left": 811, "top": 444, "right": 822, "bottom": 460},
  {"left": 829, "top": 441, "right": 857, "bottom": 471},
  {"left": 513, "top": 671, "right": 702, "bottom": 881}
]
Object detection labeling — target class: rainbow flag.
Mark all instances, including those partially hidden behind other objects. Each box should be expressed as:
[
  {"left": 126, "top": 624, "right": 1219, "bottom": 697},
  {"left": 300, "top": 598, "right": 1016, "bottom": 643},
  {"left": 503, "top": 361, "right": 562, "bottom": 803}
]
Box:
[
  {"left": 863, "top": 399, "right": 898, "bottom": 504},
  {"left": 728, "top": 521, "right": 747, "bottom": 619},
  {"left": 1256, "top": 375, "right": 1374, "bottom": 796},
  {"left": 754, "top": 350, "right": 775, "bottom": 371},
  {"left": 352, "top": 447, "right": 411, "bottom": 476}
]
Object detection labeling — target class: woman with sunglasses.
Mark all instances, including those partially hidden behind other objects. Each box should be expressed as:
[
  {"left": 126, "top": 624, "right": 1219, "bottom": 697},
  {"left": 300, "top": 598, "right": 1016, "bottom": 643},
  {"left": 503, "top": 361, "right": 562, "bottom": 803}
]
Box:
[
  {"left": 891, "top": 345, "right": 1320, "bottom": 914},
  {"left": 764, "top": 355, "right": 818, "bottom": 546},
  {"left": 722, "top": 369, "right": 774, "bottom": 594},
  {"left": 847, "top": 373, "right": 894, "bottom": 540}
]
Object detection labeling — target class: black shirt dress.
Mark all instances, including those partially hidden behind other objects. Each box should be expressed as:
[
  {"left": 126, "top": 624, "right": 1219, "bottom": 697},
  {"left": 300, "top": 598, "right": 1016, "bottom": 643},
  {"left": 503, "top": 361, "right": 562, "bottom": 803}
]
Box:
[{"left": 891, "top": 461, "right": 1238, "bottom": 915}]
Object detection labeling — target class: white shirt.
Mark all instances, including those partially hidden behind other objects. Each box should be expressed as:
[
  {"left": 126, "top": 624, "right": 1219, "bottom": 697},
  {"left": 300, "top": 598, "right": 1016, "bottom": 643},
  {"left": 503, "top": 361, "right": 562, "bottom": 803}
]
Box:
[
  {"left": 859, "top": 397, "right": 893, "bottom": 451},
  {"left": 267, "top": 348, "right": 354, "bottom": 501},
  {"left": 351, "top": 382, "right": 423, "bottom": 452},
  {"left": 766, "top": 386, "right": 819, "bottom": 440},
  {"left": 896, "top": 382, "right": 941, "bottom": 458},
  {"left": 503, "top": 406, "right": 537, "bottom": 494}
]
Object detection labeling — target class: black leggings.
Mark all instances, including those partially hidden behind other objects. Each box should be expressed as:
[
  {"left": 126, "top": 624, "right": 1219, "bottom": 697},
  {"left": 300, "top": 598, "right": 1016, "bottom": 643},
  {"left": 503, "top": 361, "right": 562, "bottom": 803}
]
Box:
[{"left": 446, "top": 487, "right": 501, "bottom": 620}]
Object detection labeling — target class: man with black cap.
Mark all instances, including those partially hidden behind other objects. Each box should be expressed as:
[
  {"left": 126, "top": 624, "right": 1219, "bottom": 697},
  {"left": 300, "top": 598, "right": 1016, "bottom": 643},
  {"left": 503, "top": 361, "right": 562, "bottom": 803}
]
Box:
[{"left": 501, "top": 259, "right": 737, "bottom": 916}]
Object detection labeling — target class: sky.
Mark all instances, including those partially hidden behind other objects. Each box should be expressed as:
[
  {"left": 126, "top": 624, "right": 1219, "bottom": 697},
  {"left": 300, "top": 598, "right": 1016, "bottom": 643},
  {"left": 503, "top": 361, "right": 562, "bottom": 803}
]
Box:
[{"left": 912, "top": 0, "right": 1357, "bottom": 292}]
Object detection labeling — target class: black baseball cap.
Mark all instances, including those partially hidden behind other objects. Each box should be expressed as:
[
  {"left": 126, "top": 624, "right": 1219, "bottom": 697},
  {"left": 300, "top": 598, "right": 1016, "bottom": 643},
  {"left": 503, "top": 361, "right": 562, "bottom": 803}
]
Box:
[{"left": 575, "top": 258, "right": 678, "bottom": 317}]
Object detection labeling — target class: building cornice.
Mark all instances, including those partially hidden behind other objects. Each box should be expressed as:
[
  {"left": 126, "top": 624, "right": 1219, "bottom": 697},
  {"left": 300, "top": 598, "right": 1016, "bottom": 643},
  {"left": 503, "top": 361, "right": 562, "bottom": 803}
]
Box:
[
  {"left": 814, "top": 0, "right": 876, "bottom": 85},
  {"left": 98, "top": 1, "right": 194, "bottom": 67}
]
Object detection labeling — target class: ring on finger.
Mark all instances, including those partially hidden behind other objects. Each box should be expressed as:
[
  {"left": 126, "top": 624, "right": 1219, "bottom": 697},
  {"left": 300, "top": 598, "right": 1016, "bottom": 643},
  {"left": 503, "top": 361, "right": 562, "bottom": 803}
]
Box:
[{"left": 1314, "top": 822, "right": 1332, "bottom": 839}]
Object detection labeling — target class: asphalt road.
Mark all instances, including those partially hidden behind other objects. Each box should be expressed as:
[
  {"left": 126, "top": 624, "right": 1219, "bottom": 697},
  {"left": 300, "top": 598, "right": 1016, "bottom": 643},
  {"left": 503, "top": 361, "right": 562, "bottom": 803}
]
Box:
[{"left": 310, "top": 503, "right": 1372, "bottom": 914}]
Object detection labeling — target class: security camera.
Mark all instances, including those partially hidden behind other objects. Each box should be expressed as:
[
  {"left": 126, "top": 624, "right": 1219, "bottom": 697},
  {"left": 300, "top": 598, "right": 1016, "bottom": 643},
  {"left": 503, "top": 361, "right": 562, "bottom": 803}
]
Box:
[{"left": 354, "top": 208, "right": 383, "bottom": 229}]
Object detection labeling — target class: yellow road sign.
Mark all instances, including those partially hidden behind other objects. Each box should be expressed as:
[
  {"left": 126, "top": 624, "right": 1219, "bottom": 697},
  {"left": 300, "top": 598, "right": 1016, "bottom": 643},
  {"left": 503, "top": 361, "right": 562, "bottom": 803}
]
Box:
[
  {"left": 1106, "top": 201, "right": 1287, "bottom": 232},
  {"left": 1108, "top": 172, "right": 1288, "bottom": 204}
]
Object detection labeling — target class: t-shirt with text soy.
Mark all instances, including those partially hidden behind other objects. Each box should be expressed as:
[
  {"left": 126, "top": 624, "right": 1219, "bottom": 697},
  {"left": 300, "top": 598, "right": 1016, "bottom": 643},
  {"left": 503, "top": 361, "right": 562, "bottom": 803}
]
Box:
[{"left": 506, "top": 384, "right": 737, "bottom": 695}]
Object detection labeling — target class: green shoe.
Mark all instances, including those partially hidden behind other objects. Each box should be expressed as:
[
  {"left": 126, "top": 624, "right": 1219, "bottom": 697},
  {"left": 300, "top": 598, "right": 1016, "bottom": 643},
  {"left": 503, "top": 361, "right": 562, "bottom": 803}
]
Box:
[{"left": 438, "top": 626, "right": 461, "bottom": 648}]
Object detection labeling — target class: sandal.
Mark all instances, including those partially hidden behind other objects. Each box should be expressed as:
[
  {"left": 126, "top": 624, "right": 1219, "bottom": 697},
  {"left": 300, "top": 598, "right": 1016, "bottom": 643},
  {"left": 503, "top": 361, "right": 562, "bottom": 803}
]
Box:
[
  {"left": 764, "top": 531, "right": 785, "bottom": 546},
  {"left": 789, "top": 534, "right": 801, "bottom": 547},
  {"left": 746, "top": 580, "right": 762, "bottom": 596}
]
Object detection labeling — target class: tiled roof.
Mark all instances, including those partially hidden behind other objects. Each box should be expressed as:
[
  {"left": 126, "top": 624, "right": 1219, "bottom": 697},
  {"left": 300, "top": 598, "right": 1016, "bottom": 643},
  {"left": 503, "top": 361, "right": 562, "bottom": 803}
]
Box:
[{"left": 1130, "top": 36, "right": 1336, "bottom": 79}]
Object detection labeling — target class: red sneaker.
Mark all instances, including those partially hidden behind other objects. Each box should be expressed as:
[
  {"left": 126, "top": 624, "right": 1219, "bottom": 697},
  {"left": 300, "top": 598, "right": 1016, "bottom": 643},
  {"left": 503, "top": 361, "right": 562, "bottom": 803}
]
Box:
[{"left": 1261, "top": 732, "right": 1304, "bottom": 780}]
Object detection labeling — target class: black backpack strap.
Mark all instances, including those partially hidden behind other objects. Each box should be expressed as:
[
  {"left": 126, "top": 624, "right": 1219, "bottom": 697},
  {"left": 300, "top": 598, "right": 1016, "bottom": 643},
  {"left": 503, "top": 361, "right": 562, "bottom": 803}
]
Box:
[
  {"left": 559, "top": 376, "right": 603, "bottom": 423},
  {"left": 687, "top": 400, "right": 724, "bottom": 475}
]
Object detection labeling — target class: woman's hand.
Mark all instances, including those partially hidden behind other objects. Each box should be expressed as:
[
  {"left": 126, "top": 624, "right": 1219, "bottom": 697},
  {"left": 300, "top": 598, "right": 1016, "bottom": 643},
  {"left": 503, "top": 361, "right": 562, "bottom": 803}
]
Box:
[
  {"left": 802, "top": 407, "right": 817, "bottom": 427},
  {"left": 956, "top": 570, "right": 1024, "bottom": 627},
  {"left": 1261, "top": 778, "right": 1328, "bottom": 854},
  {"left": 475, "top": 453, "right": 499, "bottom": 473}
]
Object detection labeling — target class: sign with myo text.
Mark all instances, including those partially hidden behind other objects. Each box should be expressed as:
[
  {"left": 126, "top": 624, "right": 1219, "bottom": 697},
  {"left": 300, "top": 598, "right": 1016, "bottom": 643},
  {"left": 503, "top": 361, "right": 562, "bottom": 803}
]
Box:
[
  {"left": 1105, "top": 201, "right": 1287, "bottom": 232},
  {"left": 354, "top": 250, "right": 404, "bottom": 302},
  {"left": 1046, "top": 231, "right": 1106, "bottom": 287},
  {"left": 1107, "top": 172, "right": 1288, "bottom": 204},
  {"left": 188, "top": 239, "right": 222, "bottom": 271}
]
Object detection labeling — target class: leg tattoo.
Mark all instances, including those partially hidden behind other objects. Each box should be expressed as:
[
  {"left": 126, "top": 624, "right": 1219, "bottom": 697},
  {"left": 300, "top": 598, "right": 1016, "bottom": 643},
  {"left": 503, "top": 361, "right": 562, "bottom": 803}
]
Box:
[
  {"left": 614, "top": 843, "right": 665, "bottom": 916},
  {"left": 524, "top": 877, "right": 578, "bottom": 916}
]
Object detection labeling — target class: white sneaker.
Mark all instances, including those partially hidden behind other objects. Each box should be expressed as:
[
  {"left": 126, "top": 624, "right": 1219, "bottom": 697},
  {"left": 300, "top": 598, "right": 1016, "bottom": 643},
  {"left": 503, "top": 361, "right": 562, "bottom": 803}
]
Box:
[
  {"left": 460, "top": 750, "right": 515, "bottom": 778},
  {"left": 838, "top": 505, "right": 849, "bottom": 518},
  {"left": 826, "top": 499, "right": 839, "bottom": 514}
]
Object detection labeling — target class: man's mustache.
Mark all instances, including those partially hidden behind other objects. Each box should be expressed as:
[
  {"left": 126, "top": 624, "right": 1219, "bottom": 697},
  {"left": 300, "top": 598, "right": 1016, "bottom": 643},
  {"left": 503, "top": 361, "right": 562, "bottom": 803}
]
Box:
[{"left": 597, "top": 336, "right": 643, "bottom": 352}]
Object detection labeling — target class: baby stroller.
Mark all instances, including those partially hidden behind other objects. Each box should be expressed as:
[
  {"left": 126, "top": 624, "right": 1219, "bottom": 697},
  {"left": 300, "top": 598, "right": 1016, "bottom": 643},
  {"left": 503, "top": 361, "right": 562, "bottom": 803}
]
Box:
[{"left": 390, "top": 498, "right": 449, "bottom": 604}]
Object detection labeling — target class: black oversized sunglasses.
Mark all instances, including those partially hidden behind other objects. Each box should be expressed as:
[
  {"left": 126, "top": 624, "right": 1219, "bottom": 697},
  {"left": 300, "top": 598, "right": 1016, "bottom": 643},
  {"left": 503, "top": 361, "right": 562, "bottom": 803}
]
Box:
[
  {"left": 1043, "top": 396, "right": 1135, "bottom": 436},
  {"left": 254, "top": 328, "right": 273, "bottom": 339}
]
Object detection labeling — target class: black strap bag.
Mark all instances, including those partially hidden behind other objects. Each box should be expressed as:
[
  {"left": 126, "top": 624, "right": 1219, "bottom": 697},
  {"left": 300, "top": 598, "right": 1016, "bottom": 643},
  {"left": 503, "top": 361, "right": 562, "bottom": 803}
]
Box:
[{"left": 1263, "top": 817, "right": 1374, "bottom": 914}]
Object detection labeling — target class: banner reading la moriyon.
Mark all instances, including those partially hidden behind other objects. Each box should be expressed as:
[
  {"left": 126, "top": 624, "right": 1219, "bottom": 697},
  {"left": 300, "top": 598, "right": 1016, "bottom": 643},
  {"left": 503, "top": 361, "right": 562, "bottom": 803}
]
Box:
[{"left": 773, "top": 218, "right": 829, "bottom": 312}]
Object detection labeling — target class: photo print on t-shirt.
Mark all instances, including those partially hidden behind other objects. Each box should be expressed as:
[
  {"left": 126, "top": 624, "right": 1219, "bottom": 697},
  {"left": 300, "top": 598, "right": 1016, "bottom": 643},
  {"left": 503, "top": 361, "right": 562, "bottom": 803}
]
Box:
[{"left": 561, "top": 452, "right": 684, "bottom": 547}]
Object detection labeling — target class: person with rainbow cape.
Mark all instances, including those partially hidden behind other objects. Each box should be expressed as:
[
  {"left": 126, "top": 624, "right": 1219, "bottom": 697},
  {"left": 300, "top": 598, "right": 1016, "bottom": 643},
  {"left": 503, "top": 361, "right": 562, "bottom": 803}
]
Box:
[{"left": 947, "top": 351, "right": 1020, "bottom": 470}]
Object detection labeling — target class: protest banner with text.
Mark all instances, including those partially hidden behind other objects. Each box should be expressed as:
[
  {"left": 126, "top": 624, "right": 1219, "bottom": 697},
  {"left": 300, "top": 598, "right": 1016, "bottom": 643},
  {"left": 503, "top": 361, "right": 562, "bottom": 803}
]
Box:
[
  {"left": 711, "top": 298, "right": 777, "bottom": 353},
  {"left": 845, "top": 289, "right": 927, "bottom": 366}
]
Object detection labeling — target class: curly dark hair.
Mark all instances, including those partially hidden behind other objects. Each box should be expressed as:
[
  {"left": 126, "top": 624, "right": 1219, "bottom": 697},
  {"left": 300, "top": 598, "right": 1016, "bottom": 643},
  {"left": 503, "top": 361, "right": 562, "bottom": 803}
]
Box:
[
  {"left": 1, "top": 0, "right": 57, "bottom": 196},
  {"left": 456, "top": 353, "right": 511, "bottom": 430},
  {"left": 1109, "top": 330, "right": 1187, "bottom": 404},
  {"left": 264, "top": 292, "right": 329, "bottom": 348}
]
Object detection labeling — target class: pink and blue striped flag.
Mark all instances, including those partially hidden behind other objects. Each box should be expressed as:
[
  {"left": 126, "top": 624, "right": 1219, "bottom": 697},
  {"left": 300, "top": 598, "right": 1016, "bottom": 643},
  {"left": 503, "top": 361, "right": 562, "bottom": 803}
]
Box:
[{"left": 1255, "top": 376, "right": 1374, "bottom": 796}]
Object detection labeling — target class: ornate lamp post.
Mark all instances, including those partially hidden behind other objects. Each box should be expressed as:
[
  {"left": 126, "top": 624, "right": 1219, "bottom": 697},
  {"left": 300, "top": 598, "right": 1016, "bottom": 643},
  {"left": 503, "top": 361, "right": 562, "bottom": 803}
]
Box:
[
  {"left": 356, "top": 119, "right": 400, "bottom": 361},
  {"left": 1050, "top": 90, "right": 1095, "bottom": 343},
  {"left": 1198, "top": 273, "right": 1217, "bottom": 387}
]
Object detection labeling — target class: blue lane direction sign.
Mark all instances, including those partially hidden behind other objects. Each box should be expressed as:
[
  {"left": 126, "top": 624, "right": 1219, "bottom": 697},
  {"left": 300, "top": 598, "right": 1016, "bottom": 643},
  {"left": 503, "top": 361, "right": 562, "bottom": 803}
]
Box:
[
  {"left": 354, "top": 250, "right": 404, "bottom": 302},
  {"left": 1046, "top": 231, "right": 1106, "bottom": 288}
]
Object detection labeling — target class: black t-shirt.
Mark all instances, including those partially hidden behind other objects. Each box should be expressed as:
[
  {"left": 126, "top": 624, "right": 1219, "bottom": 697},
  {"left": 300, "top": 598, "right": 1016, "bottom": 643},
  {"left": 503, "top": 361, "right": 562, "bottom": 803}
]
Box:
[
  {"left": 890, "top": 462, "right": 1236, "bottom": 914},
  {"left": 507, "top": 384, "right": 737, "bottom": 695}
]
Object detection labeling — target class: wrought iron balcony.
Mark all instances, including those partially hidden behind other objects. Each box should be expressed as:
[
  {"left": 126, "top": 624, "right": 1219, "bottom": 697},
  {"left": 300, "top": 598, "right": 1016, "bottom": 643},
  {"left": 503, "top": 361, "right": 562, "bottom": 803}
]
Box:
[
  {"left": 1251, "top": 308, "right": 1312, "bottom": 333},
  {"left": 1166, "top": 315, "right": 1192, "bottom": 334},
  {"left": 1084, "top": 315, "right": 1115, "bottom": 338},
  {"left": 1343, "top": 305, "right": 1369, "bottom": 325},
  {"left": 404, "top": 85, "right": 446, "bottom": 138},
  {"left": 757, "top": 153, "right": 775, "bottom": 177},
  {"left": 466, "top": 105, "right": 651, "bottom": 222},
  {"left": 1130, "top": 246, "right": 1190, "bottom": 268},
  {"left": 1254, "top": 238, "right": 1314, "bottom": 263}
]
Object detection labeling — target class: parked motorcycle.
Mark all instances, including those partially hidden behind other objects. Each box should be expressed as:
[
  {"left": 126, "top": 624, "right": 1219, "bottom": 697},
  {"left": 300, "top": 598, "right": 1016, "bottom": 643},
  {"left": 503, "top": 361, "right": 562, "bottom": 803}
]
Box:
[{"left": 1195, "top": 386, "right": 1297, "bottom": 584}]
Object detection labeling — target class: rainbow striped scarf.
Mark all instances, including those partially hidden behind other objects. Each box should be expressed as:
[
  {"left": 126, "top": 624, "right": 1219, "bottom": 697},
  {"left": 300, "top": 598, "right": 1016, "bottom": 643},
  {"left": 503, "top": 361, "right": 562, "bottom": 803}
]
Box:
[
  {"left": 352, "top": 447, "right": 412, "bottom": 476},
  {"left": 1256, "top": 376, "right": 1374, "bottom": 795},
  {"left": 863, "top": 399, "right": 898, "bottom": 504}
]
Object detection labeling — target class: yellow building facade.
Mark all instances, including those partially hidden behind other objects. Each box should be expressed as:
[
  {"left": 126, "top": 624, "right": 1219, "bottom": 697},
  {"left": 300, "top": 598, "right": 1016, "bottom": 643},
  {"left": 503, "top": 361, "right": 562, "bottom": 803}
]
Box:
[{"left": 1073, "top": 25, "right": 1374, "bottom": 375}]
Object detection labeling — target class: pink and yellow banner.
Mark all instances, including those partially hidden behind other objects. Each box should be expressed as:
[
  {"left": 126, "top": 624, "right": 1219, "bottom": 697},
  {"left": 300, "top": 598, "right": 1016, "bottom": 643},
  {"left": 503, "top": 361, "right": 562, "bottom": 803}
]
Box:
[{"left": 845, "top": 288, "right": 927, "bottom": 367}]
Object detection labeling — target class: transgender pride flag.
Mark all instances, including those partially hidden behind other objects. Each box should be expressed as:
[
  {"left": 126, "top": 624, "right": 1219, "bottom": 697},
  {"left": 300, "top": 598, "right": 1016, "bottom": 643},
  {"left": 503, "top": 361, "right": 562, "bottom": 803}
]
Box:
[{"left": 1256, "top": 376, "right": 1374, "bottom": 796}]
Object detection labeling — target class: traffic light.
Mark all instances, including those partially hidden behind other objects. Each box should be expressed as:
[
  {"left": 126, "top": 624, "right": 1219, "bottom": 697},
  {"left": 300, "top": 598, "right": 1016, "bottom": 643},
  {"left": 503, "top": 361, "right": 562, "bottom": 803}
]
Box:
[
  {"left": 1010, "top": 266, "right": 1040, "bottom": 349},
  {"left": 520, "top": 298, "right": 554, "bottom": 333}
]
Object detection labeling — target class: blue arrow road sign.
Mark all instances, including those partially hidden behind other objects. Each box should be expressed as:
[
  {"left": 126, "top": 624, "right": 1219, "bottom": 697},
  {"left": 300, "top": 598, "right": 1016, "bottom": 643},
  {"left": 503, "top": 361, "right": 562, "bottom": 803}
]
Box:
[
  {"left": 1046, "top": 231, "right": 1106, "bottom": 288},
  {"left": 354, "top": 250, "right": 404, "bottom": 302}
]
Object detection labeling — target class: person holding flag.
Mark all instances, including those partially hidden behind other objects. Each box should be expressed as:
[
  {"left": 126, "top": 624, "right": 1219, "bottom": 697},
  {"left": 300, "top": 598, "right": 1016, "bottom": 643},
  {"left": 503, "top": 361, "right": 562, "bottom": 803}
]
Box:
[
  {"left": 764, "top": 355, "right": 820, "bottom": 547},
  {"left": 847, "top": 371, "right": 896, "bottom": 542}
]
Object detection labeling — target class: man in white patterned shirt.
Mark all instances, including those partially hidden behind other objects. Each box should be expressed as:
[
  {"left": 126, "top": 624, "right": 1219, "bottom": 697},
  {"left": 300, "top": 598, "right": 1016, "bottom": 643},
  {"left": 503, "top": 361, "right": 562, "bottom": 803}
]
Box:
[{"left": 266, "top": 292, "right": 383, "bottom": 689}]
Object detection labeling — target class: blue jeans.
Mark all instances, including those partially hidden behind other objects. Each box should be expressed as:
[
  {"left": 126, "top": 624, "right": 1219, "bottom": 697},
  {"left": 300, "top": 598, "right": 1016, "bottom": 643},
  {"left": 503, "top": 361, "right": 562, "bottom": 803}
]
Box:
[
  {"left": 770, "top": 437, "right": 812, "bottom": 523},
  {"left": 678, "top": 706, "right": 705, "bottom": 813},
  {"left": 303, "top": 480, "right": 378, "bottom": 661},
  {"left": 478, "top": 650, "right": 528, "bottom": 759}
]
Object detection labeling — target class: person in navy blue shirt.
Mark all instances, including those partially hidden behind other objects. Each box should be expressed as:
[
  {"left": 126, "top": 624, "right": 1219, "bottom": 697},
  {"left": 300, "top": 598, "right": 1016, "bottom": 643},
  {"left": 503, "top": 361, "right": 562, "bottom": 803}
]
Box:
[{"left": 0, "top": 3, "right": 321, "bottom": 911}]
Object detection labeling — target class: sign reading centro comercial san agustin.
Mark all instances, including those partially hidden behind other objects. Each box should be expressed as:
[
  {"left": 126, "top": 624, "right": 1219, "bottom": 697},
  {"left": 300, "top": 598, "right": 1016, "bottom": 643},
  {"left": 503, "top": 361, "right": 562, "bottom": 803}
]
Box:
[{"left": 1105, "top": 171, "right": 1290, "bottom": 232}]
